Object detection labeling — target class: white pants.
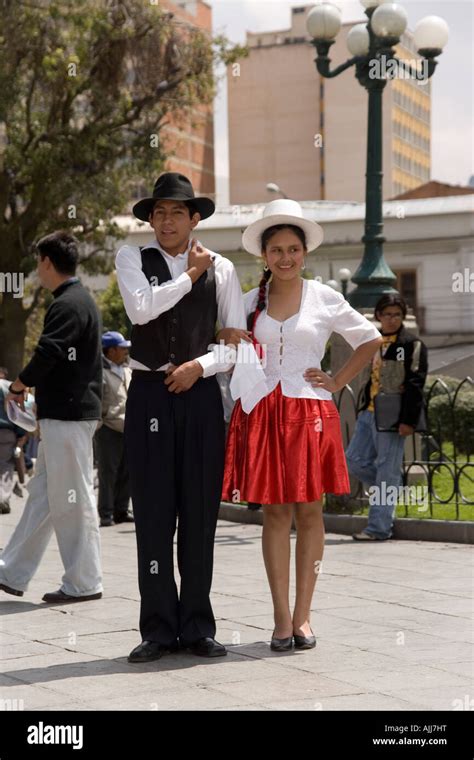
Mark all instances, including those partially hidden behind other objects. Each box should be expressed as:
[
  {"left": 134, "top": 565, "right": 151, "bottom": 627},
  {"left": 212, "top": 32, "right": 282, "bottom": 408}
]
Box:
[{"left": 0, "top": 419, "right": 102, "bottom": 596}]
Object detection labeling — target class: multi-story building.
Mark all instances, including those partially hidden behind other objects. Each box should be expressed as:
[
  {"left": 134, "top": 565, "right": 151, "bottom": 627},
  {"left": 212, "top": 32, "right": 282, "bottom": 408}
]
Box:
[
  {"left": 130, "top": 0, "right": 215, "bottom": 203},
  {"left": 227, "top": 4, "right": 431, "bottom": 204},
  {"left": 160, "top": 0, "right": 215, "bottom": 198}
]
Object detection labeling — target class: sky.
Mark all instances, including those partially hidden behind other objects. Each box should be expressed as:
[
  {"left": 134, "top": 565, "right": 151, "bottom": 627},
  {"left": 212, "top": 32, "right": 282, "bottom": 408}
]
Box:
[{"left": 207, "top": 0, "right": 474, "bottom": 205}]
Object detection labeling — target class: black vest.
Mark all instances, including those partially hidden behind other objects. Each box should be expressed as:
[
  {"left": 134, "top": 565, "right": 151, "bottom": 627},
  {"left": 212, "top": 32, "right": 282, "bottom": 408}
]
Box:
[{"left": 130, "top": 246, "right": 218, "bottom": 370}]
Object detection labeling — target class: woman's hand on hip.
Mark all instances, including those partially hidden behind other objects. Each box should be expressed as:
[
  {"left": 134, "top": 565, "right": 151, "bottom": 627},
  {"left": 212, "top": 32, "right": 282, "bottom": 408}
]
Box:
[{"left": 304, "top": 368, "right": 341, "bottom": 393}]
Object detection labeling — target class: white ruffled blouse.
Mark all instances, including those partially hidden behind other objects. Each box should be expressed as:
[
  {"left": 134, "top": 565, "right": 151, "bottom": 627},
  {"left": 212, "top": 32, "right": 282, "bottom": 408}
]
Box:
[{"left": 229, "top": 278, "right": 380, "bottom": 413}]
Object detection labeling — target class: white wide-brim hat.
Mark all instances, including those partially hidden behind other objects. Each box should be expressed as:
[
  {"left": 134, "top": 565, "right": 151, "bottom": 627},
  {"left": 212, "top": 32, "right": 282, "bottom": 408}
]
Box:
[{"left": 242, "top": 199, "right": 324, "bottom": 257}]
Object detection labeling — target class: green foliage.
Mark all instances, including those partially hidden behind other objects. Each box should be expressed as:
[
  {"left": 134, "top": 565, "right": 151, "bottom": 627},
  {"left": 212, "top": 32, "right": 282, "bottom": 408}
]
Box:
[
  {"left": 427, "top": 392, "right": 474, "bottom": 456},
  {"left": 0, "top": 0, "right": 246, "bottom": 373},
  {"left": 97, "top": 274, "right": 130, "bottom": 338},
  {"left": 424, "top": 375, "right": 474, "bottom": 454},
  {"left": 0, "top": 0, "right": 244, "bottom": 269},
  {"left": 425, "top": 374, "right": 471, "bottom": 399}
]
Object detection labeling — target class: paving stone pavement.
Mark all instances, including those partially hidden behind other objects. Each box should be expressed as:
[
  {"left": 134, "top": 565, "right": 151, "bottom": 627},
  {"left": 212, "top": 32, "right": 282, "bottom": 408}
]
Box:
[{"left": 1, "top": 492, "right": 473, "bottom": 711}]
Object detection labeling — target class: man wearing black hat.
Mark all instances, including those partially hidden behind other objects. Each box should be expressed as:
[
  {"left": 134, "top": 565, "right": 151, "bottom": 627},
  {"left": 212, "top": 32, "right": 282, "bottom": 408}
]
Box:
[{"left": 116, "top": 173, "right": 246, "bottom": 661}]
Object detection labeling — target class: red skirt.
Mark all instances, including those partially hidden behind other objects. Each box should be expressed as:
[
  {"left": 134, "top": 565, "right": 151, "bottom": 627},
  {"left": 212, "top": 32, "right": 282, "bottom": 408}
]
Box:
[{"left": 222, "top": 382, "right": 350, "bottom": 504}]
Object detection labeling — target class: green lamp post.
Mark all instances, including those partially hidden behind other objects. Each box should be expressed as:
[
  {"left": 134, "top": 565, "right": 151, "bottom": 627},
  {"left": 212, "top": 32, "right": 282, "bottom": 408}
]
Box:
[{"left": 306, "top": 1, "right": 449, "bottom": 308}]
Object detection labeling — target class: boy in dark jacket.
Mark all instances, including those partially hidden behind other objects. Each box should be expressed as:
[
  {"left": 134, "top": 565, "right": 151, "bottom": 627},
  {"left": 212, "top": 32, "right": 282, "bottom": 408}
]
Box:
[{"left": 345, "top": 294, "right": 428, "bottom": 540}]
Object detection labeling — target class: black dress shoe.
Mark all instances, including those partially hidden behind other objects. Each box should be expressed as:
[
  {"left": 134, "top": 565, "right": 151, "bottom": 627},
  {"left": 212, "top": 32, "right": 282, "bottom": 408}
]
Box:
[
  {"left": 294, "top": 631, "right": 317, "bottom": 650},
  {"left": 270, "top": 633, "right": 293, "bottom": 652},
  {"left": 184, "top": 637, "right": 227, "bottom": 657},
  {"left": 0, "top": 502, "right": 11, "bottom": 514},
  {"left": 42, "top": 589, "right": 102, "bottom": 603},
  {"left": 128, "top": 640, "right": 179, "bottom": 663},
  {"left": 114, "top": 514, "right": 135, "bottom": 524},
  {"left": 100, "top": 518, "right": 114, "bottom": 527},
  {"left": 0, "top": 583, "right": 24, "bottom": 597}
]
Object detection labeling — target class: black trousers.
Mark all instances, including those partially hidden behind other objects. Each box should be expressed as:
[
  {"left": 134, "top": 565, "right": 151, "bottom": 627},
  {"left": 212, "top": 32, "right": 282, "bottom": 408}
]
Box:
[
  {"left": 124, "top": 370, "right": 225, "bottom": 646},
  {"left": 95, "top": 424, "right": 130, "bottom": 520}
]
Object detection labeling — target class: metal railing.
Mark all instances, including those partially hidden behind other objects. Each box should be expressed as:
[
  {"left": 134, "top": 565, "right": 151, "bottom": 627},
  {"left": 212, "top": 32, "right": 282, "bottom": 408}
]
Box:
[{"left": 331, "top": 376, "right": 474, "bottom": 520}]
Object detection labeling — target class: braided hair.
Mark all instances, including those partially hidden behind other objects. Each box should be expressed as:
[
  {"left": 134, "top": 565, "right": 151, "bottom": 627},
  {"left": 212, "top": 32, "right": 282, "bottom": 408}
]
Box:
[{"left": 248, "top": 224, "right": 307, "bottom": 352}]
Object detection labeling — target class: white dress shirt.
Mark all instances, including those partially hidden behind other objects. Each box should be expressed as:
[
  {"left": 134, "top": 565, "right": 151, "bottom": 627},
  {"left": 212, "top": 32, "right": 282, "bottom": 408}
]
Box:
[
  {"left": 115, "top": 238, "right": 247, "bottom": 376},
  {"left": 234, "top": 278, "right": 381, "bottom": 404}
]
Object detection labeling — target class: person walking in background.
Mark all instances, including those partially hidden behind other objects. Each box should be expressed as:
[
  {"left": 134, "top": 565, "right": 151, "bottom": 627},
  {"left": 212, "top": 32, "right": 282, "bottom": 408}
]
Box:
[
  {"left": 96, "top": 331, "right": 133, "bottom": 527},
  {"left": 0, "top": 231, "right": 103, "bottom": 603},
  {"left": 346, "top": 294, "right": 428, "bottom": 541}
]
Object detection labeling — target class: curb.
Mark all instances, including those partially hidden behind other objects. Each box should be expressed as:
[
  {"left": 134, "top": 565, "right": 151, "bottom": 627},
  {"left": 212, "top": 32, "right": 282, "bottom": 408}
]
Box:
[{"left": 218, "top": 502, "right": 474, "bottom": 544}]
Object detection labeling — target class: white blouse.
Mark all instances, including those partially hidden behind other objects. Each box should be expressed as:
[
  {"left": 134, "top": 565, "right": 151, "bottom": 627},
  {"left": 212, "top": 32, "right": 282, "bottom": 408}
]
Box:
[{"left": 229, "top": 278, "right": 380, "bottom": 410}]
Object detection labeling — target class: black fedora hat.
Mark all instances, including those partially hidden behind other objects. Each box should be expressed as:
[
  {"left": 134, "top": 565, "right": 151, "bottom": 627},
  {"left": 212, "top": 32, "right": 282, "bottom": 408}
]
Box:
[{"left": 132, "top": 172, "right": 215, "bottom": 222}]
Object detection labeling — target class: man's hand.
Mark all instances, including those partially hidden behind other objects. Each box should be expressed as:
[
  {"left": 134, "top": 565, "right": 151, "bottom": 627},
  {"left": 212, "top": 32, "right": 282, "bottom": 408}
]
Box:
[
  {"left": 164, "top": 360, "right": 203, "bottom": 393},
  {"left": 216, "top": 327, "right": 252, "bottom": 347},
  {"left": 398, "top": 423, "right": 415, "bottom": 436},
  {"left": 303, "top": 368, "right": 341, "bottom": 394},
  {"left": 5, "top": 378, "right": 27, "bottom": 410},
  {"left": 186, "top": 238, "right": 213, "bottom": 284}
]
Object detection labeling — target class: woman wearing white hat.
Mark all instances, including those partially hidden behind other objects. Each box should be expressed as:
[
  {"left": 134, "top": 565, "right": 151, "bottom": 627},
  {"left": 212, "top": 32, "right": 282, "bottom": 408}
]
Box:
[{"left": 219, "top": 199, "right": 382, "bottom": 652}]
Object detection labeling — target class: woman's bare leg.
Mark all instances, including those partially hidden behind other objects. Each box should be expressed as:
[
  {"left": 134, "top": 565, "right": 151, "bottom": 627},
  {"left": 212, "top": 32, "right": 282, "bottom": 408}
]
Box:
[
  {"left": 262, "top": 503, "right": 294, "bottom": 638},
  {"left": 293, "top": 499, "right": 325, "bottom": 636}
]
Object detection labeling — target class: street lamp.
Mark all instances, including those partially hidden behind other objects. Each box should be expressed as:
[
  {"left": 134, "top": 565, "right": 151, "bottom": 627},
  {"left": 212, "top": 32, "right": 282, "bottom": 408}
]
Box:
[
  {"left": 324, "top": 268, "right": 352, "bottom": 299},
  {"left": 306, "top": 1, "right": 448, "bottom": 308},
  {"left": 266, "top": 182, "right": 289, "bottom": 199},
  {"left": 339, "top": 267, "right": 352, "bottom": 299}
]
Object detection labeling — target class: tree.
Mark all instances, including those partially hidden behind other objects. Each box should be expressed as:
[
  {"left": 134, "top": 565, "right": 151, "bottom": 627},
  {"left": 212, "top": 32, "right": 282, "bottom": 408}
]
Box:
[
  {"left": 0, "top": 0, "right": 246, "bottom": 376},
  {"left": 98, "top": 273, "right": 130, "bottom": 338}
]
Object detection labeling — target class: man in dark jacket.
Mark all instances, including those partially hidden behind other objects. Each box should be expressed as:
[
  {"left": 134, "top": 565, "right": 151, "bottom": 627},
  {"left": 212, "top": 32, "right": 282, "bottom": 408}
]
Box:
[
  {"left": 345, "top": 294, "right": 428, "bottom": 541},
  {"left": 0, "top": 231, "right": 103, "bottom": 602}
]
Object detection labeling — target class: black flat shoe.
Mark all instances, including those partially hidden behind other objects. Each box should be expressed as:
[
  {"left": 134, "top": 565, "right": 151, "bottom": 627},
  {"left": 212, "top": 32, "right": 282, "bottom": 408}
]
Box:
[
  {"left": 184, "top": 637, "right": 227, "bottom": 657},
  {"left": 42, "top": 589, "right": 102, "bottom": 603},
  {"left": 128, "top": 640, "right": 179, "bottom": 663},
  {"left": 0, "top": 582, "right": 24, "bottom": 597},
  {"left": 293, "top": 631, "right": 317, "bottom": 650},
  {"left": 100, "top": 518, "right": 114, "bottom": 527},
  {"left": 114, "top": 514, "right": 135, "bottom": 524},
  {"left": 270, "top": 632, "right": 293, "bottom": 651}
]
